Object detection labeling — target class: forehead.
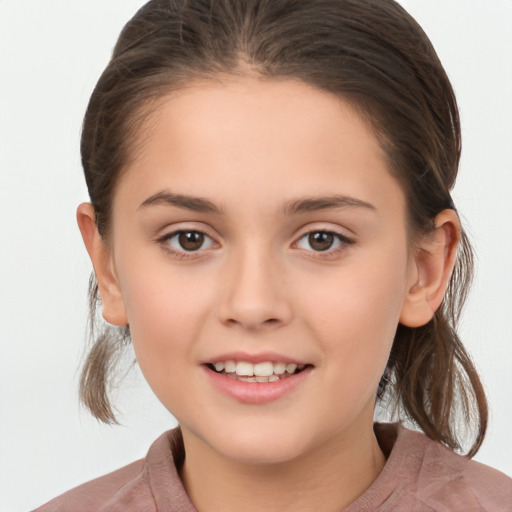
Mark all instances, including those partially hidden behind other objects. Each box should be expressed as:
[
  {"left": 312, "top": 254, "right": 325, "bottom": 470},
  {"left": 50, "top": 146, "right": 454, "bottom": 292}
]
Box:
[{"left": 114, "top": 76, "right": 405, "bottom": 220}]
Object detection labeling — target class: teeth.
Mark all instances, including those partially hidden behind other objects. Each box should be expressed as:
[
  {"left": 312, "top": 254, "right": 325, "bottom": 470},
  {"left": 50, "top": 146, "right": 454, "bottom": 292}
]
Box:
[
  {"left": 273, "top": 362, "right": 286, "bottom": 375},
  {"left": 236, "top": 361, "right": 254, "bottom": 376},
  {"left": 211, "top": 359, "right": 306, "bottom": 380},
  {"left": 254, "top": 362, "right": 274, "bottom": 377},
  {"left": 224, "top": 360, "right": 236, "bottom": 373},
  {"left": 286, "top": 363, "right": 297, "bottom": 374}
]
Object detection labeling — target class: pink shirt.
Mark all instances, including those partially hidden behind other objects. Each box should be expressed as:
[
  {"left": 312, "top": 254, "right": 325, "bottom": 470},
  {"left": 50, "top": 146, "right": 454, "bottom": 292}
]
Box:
[{"left": 34, "top": 423, "right": 512, "bottom": 511}]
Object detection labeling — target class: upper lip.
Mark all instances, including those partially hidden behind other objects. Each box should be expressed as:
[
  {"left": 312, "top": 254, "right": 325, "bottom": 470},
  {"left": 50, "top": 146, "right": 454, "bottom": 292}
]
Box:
[{"left": 201, "top": 351, "right": 310, "bottom": 366}]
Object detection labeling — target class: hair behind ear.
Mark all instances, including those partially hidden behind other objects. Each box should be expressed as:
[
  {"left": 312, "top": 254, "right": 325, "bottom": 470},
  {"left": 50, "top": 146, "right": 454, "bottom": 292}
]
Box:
[
  {"left": 380, "top": 230, "right": 488, "bottom": 457},
  {"left": 386, "top": 317, "right": 487, "bottom": 457},
  {"left": 79, "top": 275, "right": 131, "bottom": 424}
]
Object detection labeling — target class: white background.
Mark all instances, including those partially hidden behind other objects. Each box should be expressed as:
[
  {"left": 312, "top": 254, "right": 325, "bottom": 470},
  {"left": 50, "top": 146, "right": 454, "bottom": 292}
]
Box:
[{"left": 1, "top": 1, "right": 511, "bottom": 510}]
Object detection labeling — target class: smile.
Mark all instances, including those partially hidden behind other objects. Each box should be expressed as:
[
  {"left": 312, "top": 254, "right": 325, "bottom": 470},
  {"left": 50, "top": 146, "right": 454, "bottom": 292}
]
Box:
[
  {"left": 203, "top": 359, "right": 313, "bottom": 404},
  {"left": 207, "top": 360, "right": 307, "bottom": 383}
]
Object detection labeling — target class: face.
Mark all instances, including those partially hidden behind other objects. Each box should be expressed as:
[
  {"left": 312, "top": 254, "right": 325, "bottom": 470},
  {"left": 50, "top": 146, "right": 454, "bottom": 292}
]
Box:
[{"left": 106, "top": 77, "right": 416, "bottom": 464}]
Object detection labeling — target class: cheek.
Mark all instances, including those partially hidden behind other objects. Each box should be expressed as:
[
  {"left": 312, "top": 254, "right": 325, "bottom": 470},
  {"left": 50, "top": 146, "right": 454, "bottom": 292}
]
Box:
[
  {"left": 299, "top": 246, "right": 409, "bottom": 381},
  {"left": 115, "top": 257, "right": 214, "bottom": 382}
]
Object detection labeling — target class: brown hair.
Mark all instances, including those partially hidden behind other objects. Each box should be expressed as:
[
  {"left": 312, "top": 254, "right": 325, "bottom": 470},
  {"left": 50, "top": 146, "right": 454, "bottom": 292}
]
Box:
[{"left": 79, "top": 0, "right": 487, "bottom": 456}]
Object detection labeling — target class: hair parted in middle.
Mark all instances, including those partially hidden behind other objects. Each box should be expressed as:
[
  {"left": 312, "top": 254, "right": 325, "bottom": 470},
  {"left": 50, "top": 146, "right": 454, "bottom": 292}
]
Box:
[{"left": 78, "top": 0, "right": 487, "bottom": 456}]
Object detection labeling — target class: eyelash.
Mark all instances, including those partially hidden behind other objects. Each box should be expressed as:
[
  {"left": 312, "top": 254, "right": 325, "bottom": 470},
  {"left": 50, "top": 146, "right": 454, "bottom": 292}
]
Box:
[
  {"left": 157, "top": 229, "right": 354, "bottom": 261},
  {"left": 157, "top": 230, "right": 218, "bottom": 260}
]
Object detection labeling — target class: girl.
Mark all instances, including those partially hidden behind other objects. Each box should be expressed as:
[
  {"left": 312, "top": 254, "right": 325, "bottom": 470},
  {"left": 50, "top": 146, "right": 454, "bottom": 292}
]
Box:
[{"left": 33, "top": 0, "right": 511, "bottom": 510}]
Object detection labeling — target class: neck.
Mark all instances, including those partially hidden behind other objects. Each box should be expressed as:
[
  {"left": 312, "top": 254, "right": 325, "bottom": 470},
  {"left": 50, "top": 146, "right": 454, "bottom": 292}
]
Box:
[{"left": 180, "top": 421, "right": 386, "bottom": 512}]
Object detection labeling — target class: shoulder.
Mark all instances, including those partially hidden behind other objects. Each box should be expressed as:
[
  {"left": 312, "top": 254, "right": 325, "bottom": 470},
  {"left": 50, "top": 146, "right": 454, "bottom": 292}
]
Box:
[
  {"left": 33, "top": 429, "right": 187, "bottom": 512},
  {"left": 33, "top": 458, "right": 149, "bottom": 512},
  {"left": 393, "top": 425, "right": 512, "bottom": 512}
]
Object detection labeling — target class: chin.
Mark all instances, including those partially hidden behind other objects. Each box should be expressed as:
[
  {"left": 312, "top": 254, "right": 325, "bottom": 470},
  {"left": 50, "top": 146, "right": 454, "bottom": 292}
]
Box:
[
  {"left": 198, "top": 419, "right": 321, "bottom": 466},
  {"left": 218, "top": 436, "right": 310, "bottom": 466}
]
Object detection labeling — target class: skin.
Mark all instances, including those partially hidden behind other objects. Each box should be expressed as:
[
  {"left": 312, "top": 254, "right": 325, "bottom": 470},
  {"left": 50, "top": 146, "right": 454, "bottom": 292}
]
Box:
[{"left": 78, "top": 76, "right": 460, "bottom": 512}]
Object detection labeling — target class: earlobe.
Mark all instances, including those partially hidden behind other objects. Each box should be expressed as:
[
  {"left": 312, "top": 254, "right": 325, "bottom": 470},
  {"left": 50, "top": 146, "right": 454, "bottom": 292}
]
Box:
[
  {"left": 399, "top": 209, "right": 461, "bottom": 328},
  {"left": 76, "top": 203, "right": 128, "bottom": 326}
]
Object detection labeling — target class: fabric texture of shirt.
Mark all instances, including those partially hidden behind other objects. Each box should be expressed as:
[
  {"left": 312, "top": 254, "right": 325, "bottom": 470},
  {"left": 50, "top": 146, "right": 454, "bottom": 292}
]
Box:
[{"left": 34, "top": 423, "right": 512, "bottom": 512}]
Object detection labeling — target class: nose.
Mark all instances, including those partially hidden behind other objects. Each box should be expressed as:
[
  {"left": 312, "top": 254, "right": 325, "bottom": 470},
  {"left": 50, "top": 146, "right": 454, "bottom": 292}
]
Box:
[{"left": 217, "top": 244, "right": 293, "bottom": 331}]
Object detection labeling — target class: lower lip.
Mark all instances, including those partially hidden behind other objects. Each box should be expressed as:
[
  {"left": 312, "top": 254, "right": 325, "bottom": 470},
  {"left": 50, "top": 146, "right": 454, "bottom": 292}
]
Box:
[{"left": 203, "top": 366, "right": 313, "bottom": 404}]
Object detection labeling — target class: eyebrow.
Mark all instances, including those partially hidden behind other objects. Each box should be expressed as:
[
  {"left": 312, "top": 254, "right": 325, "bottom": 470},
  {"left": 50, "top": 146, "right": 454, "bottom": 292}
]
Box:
[
  {"left": 138, "top": 191, "right": 224, "bottom": 214},
  {"left": 138, "top": 190, "right": 377, "bottom": 215},
  {"left": 282, "top": 195, "right": 377, "bottom": 215}
]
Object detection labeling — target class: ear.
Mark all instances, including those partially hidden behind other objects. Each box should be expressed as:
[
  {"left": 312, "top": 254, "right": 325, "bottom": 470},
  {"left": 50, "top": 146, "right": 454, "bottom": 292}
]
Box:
[
  {"left": 76, "top": 203, "right": 128, "bottom": 326},
  {"left": 400, "top": 209, "right": 461, "bottom": 328}
]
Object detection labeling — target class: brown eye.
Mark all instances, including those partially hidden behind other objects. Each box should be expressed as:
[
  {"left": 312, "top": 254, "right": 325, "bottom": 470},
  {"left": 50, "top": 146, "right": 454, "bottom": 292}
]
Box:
[
  {"left": 295, "top": 230, "right": 353, "bottom": 256},
  {"left": 161, "top": 230, "right": 216, "bottom": 255},
  {"left": 178, "top": 231, "right": 205, "bottom": 251},
  {"left": 308, "top": 232, "right": 335, "bottom": 251}
]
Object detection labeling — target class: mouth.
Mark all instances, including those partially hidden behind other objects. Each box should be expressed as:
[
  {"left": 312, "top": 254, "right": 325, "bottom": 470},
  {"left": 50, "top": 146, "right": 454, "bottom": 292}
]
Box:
[{"left": 205, "top": 360, "right": 311, "bottom": 383}]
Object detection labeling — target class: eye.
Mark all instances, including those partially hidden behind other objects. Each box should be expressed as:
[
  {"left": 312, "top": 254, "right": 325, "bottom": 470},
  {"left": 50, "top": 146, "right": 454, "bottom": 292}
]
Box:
[
  {"left": 160, "top": 230, "right": 216, "bottom": 256},
  {"left": 295, "top": 230, "right": 353, "bottom": 254}
]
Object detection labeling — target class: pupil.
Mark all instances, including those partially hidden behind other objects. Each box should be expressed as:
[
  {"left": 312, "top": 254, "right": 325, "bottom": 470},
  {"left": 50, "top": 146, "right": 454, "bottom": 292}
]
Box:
[
  {"left": 179, "top": 231, "right": 204, "bottom": 251},
  {"left": 309, "top": 232, "right": 334, "bottom": 251}
]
